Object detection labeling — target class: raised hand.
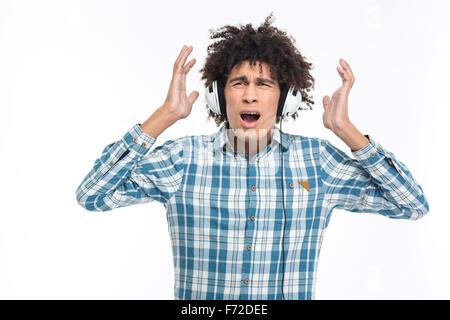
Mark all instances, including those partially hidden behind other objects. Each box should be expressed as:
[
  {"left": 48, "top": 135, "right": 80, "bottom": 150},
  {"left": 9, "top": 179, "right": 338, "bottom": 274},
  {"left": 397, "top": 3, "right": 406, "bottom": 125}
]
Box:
[
  {"left": 163, "top": 45, "right": 199, "bottom": 120},
  {"left": 322, "top": 58, "right": 355, "bottom": 132}
]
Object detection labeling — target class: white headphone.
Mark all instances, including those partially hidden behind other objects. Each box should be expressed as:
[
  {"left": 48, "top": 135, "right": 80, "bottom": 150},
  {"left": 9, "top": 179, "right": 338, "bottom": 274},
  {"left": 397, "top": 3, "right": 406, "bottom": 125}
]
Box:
[{"left": 205, "top": 78, "right": 304, "bottom": 120}]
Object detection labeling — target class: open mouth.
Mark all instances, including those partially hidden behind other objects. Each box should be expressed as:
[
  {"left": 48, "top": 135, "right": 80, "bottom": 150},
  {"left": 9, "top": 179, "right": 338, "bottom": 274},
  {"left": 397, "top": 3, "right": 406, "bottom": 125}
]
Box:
[{"left": 240, "top": 111, "right": 261, "bottom": 128}]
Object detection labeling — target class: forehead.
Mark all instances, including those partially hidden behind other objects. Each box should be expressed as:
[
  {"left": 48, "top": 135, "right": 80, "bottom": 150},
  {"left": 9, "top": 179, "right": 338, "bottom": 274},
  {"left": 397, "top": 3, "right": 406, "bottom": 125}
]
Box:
[{"left": 229, "top": 60, "right": 275, "bottom": 79}]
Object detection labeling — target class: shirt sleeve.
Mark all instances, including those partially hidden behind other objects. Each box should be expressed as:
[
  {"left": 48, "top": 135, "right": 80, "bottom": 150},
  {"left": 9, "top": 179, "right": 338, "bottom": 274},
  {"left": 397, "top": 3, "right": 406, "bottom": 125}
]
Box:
[
  {"left": 75, "top": 123, "right": 185, "bottom": 211},
  {"left": 319, "top": 134, "right": 429, "bottom": 220}
]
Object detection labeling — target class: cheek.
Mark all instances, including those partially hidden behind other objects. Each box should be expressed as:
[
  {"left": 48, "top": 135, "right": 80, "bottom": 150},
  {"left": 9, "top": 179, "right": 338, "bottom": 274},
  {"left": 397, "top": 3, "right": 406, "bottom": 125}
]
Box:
[
  {"left": 263, "top": 93, "right": 280, "bottom": 116},
  {"left": 226, "top": 104, "right": 240, "bottom": 122},
  {"left": 265, "top": 102, "right": 279, "bottom": 117}
]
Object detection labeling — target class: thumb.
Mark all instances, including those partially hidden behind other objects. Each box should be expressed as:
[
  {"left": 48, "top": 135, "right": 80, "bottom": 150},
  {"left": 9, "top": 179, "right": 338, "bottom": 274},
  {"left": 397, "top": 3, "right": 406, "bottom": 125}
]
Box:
[
  {"left": 322, "top": 95, "right": 331, "bottom": 110},
  {"left": 188, "top": 91, "right": 199, "bottom": 105}
]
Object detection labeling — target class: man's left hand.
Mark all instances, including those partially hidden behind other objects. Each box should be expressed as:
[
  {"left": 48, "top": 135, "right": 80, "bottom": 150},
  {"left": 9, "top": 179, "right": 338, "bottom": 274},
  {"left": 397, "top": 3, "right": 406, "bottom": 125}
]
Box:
[{"left": 322, "top": 58, "right": 355, "bottom": 132}]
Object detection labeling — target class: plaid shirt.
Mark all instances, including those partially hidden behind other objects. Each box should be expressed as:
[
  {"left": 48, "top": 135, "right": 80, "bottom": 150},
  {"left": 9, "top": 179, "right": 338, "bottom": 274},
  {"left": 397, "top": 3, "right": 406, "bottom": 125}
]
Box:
[{"left": 76, "top": 122, "right": 429, "bottom": 300}]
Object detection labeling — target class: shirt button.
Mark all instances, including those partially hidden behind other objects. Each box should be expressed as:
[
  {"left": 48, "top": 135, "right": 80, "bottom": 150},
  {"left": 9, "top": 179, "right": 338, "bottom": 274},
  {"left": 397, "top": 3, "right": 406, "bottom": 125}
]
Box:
[
  {"left": 133, "top": 137, "right": 137, "bottom": 143},
  {"left": 244, "top": 279, "right": 250, "bottom": 285},
  {"left": 109, "top": 161, "right": 114, "bottom": 166},
  {"left": 250, "top": 216, "right": 255, "bottom": 221},
  {"left": 289, "top": 183, "right": 294, "bottom": 188},
  {"left": 370, "top": 153, "right": 375, "bottom": 158},
  {"left": 247, "top": 245, "right": 252, "bottom": 251},
  {"left": 142, "top": 142, "right": 147, "bottom": 148},
  {"left": 388, "top": 159, "right": 393, "bottom": 165},
  {"left": 251, "top": 185, "right": 256, "bottom": 191},
  {"left": 377, "top": 147, "right": 381, "bottom": 152},
  {"left": 398, "top": 169, "right": 402, "bottom": 174}
]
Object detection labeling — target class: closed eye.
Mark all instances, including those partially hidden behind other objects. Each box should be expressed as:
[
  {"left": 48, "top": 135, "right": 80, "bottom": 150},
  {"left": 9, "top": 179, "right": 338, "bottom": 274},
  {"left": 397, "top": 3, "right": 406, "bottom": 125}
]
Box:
[{"left": 234, "top": 82, "right": 269, "bottom": 86}]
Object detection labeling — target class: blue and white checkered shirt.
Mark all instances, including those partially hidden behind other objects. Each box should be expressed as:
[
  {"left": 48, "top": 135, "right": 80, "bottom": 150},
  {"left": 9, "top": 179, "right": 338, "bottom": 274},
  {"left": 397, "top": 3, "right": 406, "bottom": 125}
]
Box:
[{"left": 76, "top": 122, "right": 429, "bottom": 299}]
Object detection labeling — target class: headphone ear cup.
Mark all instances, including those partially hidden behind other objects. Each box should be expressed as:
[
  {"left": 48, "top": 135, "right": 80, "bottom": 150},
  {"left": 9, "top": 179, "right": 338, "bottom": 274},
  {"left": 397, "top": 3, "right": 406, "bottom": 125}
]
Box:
[
  {"left": 280, "top": 87, "right": 303, "bottom": 118},
  {"left": 277, "top": 85, "right": 289, "bottom": 119},
  {"left": 205, "top": 79, "right": 227, "bottom": 118},
  {"left": 216, "top": 78, "right": 227, "bottom": 118},
  {"left": 205, "top": 80, "right": 221, "bottom": 115}
]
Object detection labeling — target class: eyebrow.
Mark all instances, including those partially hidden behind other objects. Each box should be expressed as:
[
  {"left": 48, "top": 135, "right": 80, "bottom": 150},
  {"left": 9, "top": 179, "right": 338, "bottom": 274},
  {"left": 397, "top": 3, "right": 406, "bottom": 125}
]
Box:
[{"left": 228, "top": 76, "right": 276, "bottom": 85}]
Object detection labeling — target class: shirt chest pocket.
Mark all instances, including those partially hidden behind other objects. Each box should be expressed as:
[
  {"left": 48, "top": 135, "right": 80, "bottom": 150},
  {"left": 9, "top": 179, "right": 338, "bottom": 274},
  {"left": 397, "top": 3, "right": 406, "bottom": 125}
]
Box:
[
  {"left": 281, "top": 158, "right": 325, "bottom": 221},
  {"left": 284, "top": 177, "right": 320, "bottom": 209}
]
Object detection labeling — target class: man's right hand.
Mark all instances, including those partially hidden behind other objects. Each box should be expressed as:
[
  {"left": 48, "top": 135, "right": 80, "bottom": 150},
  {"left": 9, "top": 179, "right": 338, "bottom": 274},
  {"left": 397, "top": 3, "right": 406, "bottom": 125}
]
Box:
[
  {"left": 163, "top": 45, "right": 199, "bottom": 120},
  {"left": 139, "top": 45, "right": 199, "bottom": 139}
]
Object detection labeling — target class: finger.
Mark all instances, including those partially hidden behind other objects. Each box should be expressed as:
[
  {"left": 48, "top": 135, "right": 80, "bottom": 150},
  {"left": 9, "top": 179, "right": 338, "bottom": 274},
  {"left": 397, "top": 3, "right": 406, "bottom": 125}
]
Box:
[
  {"left": 183, "top": 58, "right": 196, "bottom": 73},
  {"left": 177, "top": 45, "right": 193, "bottom": 72},
  {"left": 322, "top": 95, "right": 331, "bottom": 109},
  {"left": 188, "top": 91, "right": 199, "bottom": 105},
  {"left": 339, "top": 58, "right": 355, "bottom": 82},
  {"left": 337, "top": 66, "right": 348, "bottom": 81},
  {"left": 337, "top": 66, "right": 352, "bottom": 90},
  {"left": 174, "top": 45, "right": 188, "bottom": 67}
]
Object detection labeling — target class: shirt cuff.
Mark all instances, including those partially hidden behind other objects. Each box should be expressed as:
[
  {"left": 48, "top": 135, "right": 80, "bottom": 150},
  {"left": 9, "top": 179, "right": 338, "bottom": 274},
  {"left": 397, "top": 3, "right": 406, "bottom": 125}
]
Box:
[
  {"left": 351, "top": 134, "right": 388, "bottom": 168},
  {"left": 121, "top": 123, "right": 156, "bottom": 156}
]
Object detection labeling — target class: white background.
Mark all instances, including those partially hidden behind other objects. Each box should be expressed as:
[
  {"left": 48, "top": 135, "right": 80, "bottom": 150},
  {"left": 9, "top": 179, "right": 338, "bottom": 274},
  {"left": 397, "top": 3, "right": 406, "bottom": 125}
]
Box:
[{"left": 0, "top": 0, "right": 448, "bottom": 299}]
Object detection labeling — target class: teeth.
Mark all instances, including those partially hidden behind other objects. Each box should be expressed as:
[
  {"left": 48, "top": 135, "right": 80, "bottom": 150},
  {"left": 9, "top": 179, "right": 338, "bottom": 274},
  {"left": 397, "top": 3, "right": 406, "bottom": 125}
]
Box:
[{"left": 241, "top": 112, "right": 260, "bottom": 115}]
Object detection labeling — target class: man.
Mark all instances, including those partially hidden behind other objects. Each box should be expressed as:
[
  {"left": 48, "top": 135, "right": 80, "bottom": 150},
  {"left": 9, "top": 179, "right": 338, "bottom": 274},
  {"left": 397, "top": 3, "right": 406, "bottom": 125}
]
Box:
[{"left": 76, "top": 14, "right": 429, "bottom": 300}]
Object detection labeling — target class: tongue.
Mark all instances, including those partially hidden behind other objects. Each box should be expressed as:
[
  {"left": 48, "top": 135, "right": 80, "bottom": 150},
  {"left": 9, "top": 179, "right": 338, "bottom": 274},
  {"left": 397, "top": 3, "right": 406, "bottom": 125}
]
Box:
[{"left": 241, "top": 114, "right": 259, "bottom": 122}]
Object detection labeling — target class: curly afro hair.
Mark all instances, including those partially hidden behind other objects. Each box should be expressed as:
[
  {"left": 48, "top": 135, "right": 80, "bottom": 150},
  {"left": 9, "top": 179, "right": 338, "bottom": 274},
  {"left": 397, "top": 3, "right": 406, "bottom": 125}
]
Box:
[{"left": 199, "top": 12, "right": 315, "bottom": 127}]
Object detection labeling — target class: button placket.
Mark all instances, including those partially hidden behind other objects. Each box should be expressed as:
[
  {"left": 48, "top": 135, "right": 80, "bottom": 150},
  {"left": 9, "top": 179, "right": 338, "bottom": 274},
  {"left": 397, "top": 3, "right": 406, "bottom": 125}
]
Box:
[
  {"left": 386, "top": 157, "right": 402, "bottom": 174},
  {"left": 241, "top": 160, "right": 257, "bottom": 294}
]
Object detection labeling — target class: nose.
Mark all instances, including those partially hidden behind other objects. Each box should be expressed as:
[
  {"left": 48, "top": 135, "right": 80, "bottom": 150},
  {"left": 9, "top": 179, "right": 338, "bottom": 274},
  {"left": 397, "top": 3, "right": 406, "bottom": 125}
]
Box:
[{"left": 242, "top": 83, "right": 257, "bottom": 104}]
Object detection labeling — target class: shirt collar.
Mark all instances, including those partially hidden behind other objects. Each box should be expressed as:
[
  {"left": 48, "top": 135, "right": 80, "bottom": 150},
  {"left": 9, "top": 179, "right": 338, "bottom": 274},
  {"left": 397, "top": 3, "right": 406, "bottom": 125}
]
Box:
[{"left": 212, "top": 122, "right": 290, "bottom": 154}]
